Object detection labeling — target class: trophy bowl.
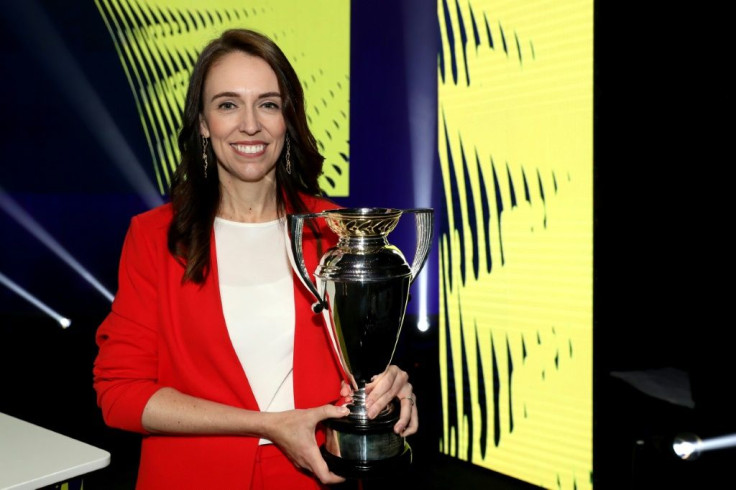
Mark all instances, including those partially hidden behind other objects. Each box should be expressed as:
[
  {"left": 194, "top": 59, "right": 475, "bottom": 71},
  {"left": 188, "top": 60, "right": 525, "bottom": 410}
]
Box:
[{"left": 288, "top": 207, "right": 433, "bottom": 479}]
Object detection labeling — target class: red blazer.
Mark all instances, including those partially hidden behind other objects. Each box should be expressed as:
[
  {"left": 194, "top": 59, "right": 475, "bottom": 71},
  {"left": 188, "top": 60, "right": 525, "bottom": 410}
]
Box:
[{"left": 93, "top": 195, "right": 342, "bottom": 489}]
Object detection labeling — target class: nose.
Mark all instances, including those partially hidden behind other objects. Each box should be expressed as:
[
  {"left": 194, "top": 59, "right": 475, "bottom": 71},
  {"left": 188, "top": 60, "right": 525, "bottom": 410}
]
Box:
[{"left": 239, "top": 107, "right": 261, "bottom": 134}]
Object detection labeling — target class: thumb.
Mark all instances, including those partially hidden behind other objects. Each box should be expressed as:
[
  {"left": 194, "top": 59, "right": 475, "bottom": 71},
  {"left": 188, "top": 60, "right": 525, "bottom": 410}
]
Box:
[{"left": 318, "top": 404, "right": 350, "bottom": 421}]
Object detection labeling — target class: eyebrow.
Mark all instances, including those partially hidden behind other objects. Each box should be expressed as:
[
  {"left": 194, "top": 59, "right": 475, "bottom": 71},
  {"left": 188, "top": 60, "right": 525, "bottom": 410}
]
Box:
[{"left": 210, "top": 91, "right": 282, "bottom": 102}]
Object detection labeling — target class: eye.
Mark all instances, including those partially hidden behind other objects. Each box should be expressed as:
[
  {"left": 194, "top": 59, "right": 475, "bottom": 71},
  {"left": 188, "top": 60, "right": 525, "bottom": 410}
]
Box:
[
  {"left": 261, "top": 100, "right": 281, "bottom": 110},
  {"left": 218, "top": 101, "right": 237, "bottom": 110}
]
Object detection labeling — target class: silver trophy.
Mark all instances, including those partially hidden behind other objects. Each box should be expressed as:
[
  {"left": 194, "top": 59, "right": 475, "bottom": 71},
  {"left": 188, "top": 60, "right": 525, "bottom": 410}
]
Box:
[{"left": 288, "top": 207, "right": 433, "bottom": 479}]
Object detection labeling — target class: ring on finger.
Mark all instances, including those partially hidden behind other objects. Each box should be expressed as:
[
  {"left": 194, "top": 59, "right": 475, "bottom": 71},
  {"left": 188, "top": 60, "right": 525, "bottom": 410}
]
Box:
[{"left": 402, "top": 394, "right": 416, "bottom": 406}]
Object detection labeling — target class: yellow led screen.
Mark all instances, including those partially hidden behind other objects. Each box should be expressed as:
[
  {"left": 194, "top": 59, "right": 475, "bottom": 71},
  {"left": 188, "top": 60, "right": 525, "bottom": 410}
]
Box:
[
  {"left": 438, "top": 0, "right": 593, "bottom": 489},
  {"left": 95, "top": 0, "right": 350, "bottom": 196}
]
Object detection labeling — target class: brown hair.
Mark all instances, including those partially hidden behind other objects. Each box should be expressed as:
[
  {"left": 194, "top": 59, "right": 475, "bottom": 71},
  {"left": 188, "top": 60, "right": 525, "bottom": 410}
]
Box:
[{"left": 167, "top": 29, "right": 325, "bottom": 283}]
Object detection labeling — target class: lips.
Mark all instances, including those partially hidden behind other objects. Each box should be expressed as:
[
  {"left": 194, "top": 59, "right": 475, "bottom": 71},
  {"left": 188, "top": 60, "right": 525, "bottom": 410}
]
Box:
[{"left": 231, "top": 143, "right": 266, "bottom": 155}]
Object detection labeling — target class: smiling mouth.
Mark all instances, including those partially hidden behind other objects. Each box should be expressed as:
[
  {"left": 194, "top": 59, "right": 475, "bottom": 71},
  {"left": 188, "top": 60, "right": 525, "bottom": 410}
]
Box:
[{"left": 232, "top": 143, "right": 266, "bottom": 154}]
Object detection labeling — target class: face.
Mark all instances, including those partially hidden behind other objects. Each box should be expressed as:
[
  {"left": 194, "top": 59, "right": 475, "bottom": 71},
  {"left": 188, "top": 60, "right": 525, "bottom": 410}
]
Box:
[{"left": 199, "top": 51, "right": 286, "bottom": 186}]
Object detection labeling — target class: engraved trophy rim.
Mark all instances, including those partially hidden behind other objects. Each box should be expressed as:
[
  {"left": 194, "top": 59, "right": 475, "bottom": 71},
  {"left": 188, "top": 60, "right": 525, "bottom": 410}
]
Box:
[
  {"left": 322, "top": 208, "right": 404, "bottom": 239},
  {"left": 322, "top": 207, "right": 404, "bottom": 217}
]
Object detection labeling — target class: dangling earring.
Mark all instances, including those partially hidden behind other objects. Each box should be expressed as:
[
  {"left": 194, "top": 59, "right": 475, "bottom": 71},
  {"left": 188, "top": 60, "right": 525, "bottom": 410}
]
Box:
[
  {"left": 202, "top": 136, "right": 209, "bottom": 178},
  {"left": 285, "top": 134, "right": 292, "bottom": 175}
]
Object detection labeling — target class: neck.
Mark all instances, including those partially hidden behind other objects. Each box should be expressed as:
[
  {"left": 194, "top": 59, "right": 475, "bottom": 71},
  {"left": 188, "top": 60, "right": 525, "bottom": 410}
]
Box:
[{"left": 217, "top": 178, "right": 279, "bottom": 223}]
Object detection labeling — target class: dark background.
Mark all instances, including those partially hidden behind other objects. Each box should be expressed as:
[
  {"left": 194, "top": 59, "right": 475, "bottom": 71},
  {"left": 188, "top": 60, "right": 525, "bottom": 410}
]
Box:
[
  {"left": 594, "top": 2, "right": 731, "bottom": 489},
  {"left": 0, "top": 1, "right": 731, "bottom": 489}
]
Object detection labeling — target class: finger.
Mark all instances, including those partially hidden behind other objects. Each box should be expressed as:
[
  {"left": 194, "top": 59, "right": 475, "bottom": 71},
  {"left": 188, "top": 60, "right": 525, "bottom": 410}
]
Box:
[
  {"left": 339, "top": 380, "right": 351, "bottom": 398},
  {"left": 366, "top": 369, "right": 407, "bottom": 416},
  {"left": 303, "top": 445, "right": 346, "bottom": 485},
  {"left": 364, "top": 368, "right": 388, "bottom": 395},
  {"left": 310, "top": 455, "right": 346, "bottom": 484},
  {"left": 369, "top": 380, "right": 412, "bottom": 421},
  {"left": 365, "top": 365, "right": 401, "bottom": 394},
  {"left": 394, "top": 392, "right": 416, "bottom": 434},
  {"left": 339, "top": 381, "right": 355, "bottom": 405},
  {"left": 321, "top": 471, "right": 346, "bottom": 485},
  {"left": 403, "top": 404, "right": 419, "bottom": 436}
]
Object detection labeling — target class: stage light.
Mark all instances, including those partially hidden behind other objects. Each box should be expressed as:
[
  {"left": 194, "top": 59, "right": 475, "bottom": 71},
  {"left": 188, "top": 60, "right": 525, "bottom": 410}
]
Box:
[
  {"left": 402, "top": 0, "right": 437, "bottom": 333},
  {"left": 673, "top": 432, "right": 736, "bottom": 461},
  {"left": 0, "top": 272, "right": 71, "bottom": 328},
  {"left": 417, "top": 314, "right": 431, "bottom": 332},
  {"left": 6, "top": 0, "right": 164, "bottom": 208},
  {"left": 672, "top": 433, "right": 702, "bottom": 460},
  {"left": 0, "top": 188, "right": 114, "bottom": 302}
]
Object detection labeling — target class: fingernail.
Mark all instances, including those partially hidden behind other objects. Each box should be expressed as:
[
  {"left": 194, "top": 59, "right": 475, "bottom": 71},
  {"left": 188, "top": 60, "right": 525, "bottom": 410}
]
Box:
[
  {"left": 395, "top": 424, "right": 404, "bottom": 434},
  {"left": 340, "top": 406, "right": 350, "bottom": 415}
]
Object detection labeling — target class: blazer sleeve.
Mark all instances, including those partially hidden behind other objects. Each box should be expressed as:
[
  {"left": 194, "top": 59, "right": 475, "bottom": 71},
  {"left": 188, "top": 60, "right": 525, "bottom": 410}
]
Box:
[{"left": 93, "top": 215, "right": 164, "bottom": 434}]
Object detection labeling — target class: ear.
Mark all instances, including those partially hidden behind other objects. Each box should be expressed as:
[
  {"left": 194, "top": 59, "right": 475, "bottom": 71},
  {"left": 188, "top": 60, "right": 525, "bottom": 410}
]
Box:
[{"left": 199, "top": 114, "right": 210, "bottom": 138}]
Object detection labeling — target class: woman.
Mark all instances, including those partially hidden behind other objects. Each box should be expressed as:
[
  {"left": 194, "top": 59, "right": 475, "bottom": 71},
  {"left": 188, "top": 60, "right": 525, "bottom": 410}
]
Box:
[{"left": 93, "top": 29, "right": 417, "bottom": 489}]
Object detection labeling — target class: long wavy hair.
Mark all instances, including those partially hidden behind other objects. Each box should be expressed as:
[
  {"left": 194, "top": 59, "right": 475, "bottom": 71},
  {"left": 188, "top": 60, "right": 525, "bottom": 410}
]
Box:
[{"left": 168, "top": 29, "right": 325, "bottom": 283}]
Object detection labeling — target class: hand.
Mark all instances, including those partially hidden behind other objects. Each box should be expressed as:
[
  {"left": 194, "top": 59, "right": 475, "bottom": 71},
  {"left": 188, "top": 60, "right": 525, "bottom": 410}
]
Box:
[
  {"left": 364, "top": 365, "right": 419, "bottom": 436},
  {"left": 263, "top": 405, "right": 350, "bottom": 484}
]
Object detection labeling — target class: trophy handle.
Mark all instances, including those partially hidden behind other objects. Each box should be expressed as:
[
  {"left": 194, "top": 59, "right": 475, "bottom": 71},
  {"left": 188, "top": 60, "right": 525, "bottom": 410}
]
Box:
[
  {"left": 402, "top": 208, "right": 434, "bottom": 285},
  {"left": 286, "top": 212, "right": 328, "bottom": 313}
]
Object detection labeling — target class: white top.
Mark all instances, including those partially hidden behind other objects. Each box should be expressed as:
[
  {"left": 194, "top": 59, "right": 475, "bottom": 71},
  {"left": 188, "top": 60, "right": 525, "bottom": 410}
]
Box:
[
  {"left": 214, "top": 217, "right": 295, "bottom": 445},
  {"left": 0, "top": 412, "right": 110, "bottom": 490}
]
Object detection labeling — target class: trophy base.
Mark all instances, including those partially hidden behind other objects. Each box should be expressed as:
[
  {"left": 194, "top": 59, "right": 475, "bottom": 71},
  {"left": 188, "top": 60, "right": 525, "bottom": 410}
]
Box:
[
  {"left": 321, "top": 441, "right": 412, "bottom": 480},
  {"left": 321, "top": 398, "right": 412, "bottom": 479}
]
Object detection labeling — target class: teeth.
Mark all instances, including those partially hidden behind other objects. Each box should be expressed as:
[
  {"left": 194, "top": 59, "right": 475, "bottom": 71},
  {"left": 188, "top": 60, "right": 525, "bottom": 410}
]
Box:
[{"left": 233, "top": 144, "right": 265, "bottom": 154}]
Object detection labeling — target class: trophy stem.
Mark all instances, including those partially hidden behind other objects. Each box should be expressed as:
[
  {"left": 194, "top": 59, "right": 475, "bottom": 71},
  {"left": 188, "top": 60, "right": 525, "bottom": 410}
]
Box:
[
  {"left": 338, "top": 236, "right": 389, "bottom": 254},
  {"left": 347, "top": 387, "right": 396, "bottom": 421},
  {"left": 348, "top": 387, "right": 369, "bottom": 420}
]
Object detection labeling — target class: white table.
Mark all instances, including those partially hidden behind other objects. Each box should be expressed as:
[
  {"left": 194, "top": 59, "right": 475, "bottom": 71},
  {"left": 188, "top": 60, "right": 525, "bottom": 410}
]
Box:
[{"left": 0, "top": 412, "right": 110, "bottom": 490}]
